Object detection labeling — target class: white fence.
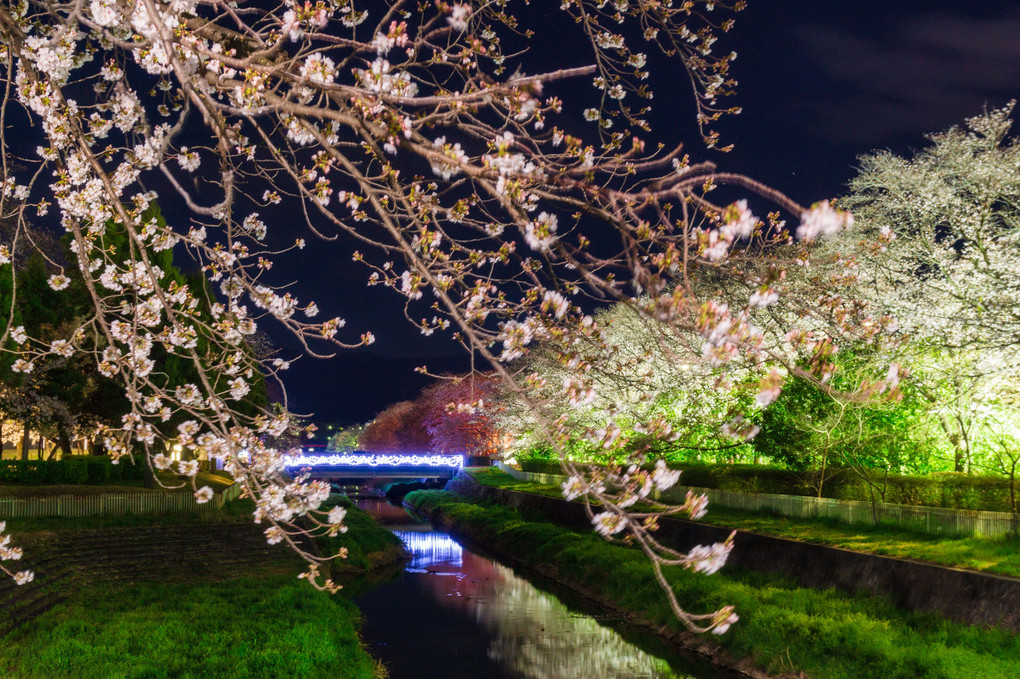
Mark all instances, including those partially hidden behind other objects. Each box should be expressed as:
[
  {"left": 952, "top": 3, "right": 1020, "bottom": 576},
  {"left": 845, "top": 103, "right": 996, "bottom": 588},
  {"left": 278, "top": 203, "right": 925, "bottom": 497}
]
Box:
[
  {"left": 494, "top": 462, "right": 1019, "bottom": 538},
  {"left": 0, "top": 482, "right": 245, "bottom": 519}
]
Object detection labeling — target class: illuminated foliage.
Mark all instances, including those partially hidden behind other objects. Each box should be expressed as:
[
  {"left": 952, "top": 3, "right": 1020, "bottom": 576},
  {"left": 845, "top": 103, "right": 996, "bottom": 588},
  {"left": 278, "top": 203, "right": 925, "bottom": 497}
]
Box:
[
  {"left": 359, "top": 400, "right": 430, "bottom": 454},
  {"left": 838, "top": 104, "right": 1020, "bottom": 475}
]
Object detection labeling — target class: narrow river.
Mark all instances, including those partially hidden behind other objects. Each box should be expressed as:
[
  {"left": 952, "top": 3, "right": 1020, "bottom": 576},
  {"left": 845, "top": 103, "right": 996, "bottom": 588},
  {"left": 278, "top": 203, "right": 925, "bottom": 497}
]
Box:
[{"left": 350, "top": 498, "right": 731, "bottom": 679}]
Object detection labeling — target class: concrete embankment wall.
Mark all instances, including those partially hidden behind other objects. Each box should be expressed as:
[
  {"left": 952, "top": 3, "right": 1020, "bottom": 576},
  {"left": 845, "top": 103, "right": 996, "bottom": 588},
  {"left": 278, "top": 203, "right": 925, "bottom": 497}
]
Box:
[{"left": 446, "top": 474, "right": 1020, "bottom": 632}]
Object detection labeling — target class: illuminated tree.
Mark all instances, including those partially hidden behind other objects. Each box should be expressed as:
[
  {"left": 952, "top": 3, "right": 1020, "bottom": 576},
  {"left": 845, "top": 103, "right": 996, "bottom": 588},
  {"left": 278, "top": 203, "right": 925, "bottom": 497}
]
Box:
[
  {"left": 360, "top": 373, "right": 502, "bottom": 455},
  {"left": 0, "top": 0, "right": 881, "bottom": 632},
  {"left": 326, "top": 422, "right": 366, "bottom": 453},
  {"left": 840, "top": 104, "right": 1020, "bottom": 473},
  {"left": 844, "top": 102, "right": 1020, "bottom": 351},
  {"left": 419, "top": 373, "right": 502, "bottom": 457},
  {"left": 753, "top": 346, "right": 953, "bottom": 509},
  {"left": 500, "top": 301, "right": 762, "bottom": 464},
  {"left": 359, "top": 399, "right": 430, "bottom": 454}
]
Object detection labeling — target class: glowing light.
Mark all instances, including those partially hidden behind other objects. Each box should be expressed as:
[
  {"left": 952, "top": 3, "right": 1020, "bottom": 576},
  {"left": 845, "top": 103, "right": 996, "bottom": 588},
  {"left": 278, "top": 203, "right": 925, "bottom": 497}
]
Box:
[
  {"left": 394, "top": 530, "right": 463, "bottom": 569},
  {"left": 284, "top": 453, "right": 465, "bottom": 469}
]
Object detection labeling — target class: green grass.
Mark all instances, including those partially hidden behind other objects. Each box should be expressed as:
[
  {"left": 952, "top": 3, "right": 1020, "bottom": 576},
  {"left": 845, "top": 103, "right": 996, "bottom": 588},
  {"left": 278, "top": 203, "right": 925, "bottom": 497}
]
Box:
[
  {"left": 313, "top": 496, "right": 407, "bottom": 574},
  {"left": 0, "top": 495, "right": 405, "bottom": 678},
  {"left": 0, "top": 576, "right": 383, "bottom": 679},
  {"left": 467, "top": 467, "right": 1020, "bottom": 578},
  {"left": 699, "top": 506, "right": 1020, "bottom": 578},
  {"left": 406, "top": 489, "right": 1020, "bottom": 679},
  {"left": 8, "top": 495, "right": 406, "bottom": 575}
]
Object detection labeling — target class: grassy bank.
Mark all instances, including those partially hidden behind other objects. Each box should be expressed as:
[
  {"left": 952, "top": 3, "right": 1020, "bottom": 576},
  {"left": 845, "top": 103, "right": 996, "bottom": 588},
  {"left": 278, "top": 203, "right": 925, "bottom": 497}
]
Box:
[
  {"left": 7, "top": 495, "right": 406, "bottom": 571},
  {"left": 0, "top": 576, "right": 383, "bottom": 679},
  {"left": 517, "top": 459, "right": 1020, "bottom": 512},
  {"left": 405, "top": 488, "right": 1020, "bottom": 679},
  {"left": 1, "top": 496, "right": 403, "bottom": 678},
  {"left": 315, "top": 496, "right": 408, "bottom": 573},
  {"left": 468, "top": 468, "right": 1020, "bottom": 578}
]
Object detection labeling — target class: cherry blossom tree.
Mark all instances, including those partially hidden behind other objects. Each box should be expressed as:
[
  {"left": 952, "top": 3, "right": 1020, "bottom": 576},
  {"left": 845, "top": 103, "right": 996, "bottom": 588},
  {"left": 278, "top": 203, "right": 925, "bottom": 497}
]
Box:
[
  {"left": 359, "top": 399, "right": 430, "bottom": 454},
  {"left": 358, "top": 373, "right": 501, "bottom": 455},
  {"left": 838, "top": 104, "right": 1020, "bottom": 473},
  {"left": 0, "top": 0, "right": 882, "bottom": 632},
  {"left": 498, "top": 301, "right": 762, "bottom": 464},
  {"left": 418, "top": 372, "right": 502, "bottom": 457},
  {"left": 843, "top": 103, "right": 1020, "bottom": 351}
]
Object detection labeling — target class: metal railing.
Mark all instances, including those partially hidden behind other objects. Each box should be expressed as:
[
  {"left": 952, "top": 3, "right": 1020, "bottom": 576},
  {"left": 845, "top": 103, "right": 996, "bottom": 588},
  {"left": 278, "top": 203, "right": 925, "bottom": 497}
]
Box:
[
  {"left": 494, "top": 462, "right": 1019, "bottom": 538},
  {"left": 0, "top": 482, "right": 245, "bottom": 519}
]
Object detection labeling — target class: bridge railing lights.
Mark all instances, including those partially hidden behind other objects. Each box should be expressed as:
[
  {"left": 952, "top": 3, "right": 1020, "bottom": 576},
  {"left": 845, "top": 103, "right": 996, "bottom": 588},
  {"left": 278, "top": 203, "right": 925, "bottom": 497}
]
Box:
[{"left": 283, "top": 453, "right": 465, "bottom": 469}]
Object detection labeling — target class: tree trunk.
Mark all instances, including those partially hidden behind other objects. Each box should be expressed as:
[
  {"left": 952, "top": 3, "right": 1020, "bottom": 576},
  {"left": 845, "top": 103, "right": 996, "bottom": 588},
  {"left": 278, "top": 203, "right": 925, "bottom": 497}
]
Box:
[
  {"left": 933, "top": 411, "right": 967, "bottom": 472},
  {"left": 957, "top": 415, "right": 973, "bottom": 474},
  {"left": 57, "top": 423, "right": 73, "bottom": 459},
  {"left": 817, "top": 448, "right": 829, "bottom": 498},
  {"left": 867, "top": 480, "right": 877, "bottom": 523},
  {"left": 947, "top": 429, "right": 965, "bottom": 472},
  {"left": 140, "top": 451, "right": 157, "bottom": 490},
  {"left": 914, "top": 384, "right": 969, "bottom": 473},
  {"left": 1009, "top": 458, "right": 1017, "bottom": 514},
  {"left": 21, "top": 428, "right": 30, "bottom": 461}
]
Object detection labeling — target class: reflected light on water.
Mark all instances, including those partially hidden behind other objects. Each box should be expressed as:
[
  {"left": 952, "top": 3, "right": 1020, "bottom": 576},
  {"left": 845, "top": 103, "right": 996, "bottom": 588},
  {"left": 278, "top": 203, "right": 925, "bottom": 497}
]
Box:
[
  {"left": 356, "top": 499, "right": 417, "bottom": 524},
  {"left": 477, "top": 562, "right": 684, "bottom": 679},
  {"left": 394, "top": 529, "right": 687, "bottom": 679},
  {"left": 393, "top": 530, "right": 463, "bottom": 570}
]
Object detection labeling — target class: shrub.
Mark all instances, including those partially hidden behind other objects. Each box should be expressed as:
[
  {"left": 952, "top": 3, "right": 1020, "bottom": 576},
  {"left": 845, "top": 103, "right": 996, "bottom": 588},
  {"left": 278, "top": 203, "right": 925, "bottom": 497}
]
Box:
[
  {"left": 515, "top": 458, "right": 1019, "bottom": 512},
  {"left": 85, "top": 457, "right": 112, "bottom": 484},
  {"left": 0, "top": 456, "right": 145, "bottom": 485}
]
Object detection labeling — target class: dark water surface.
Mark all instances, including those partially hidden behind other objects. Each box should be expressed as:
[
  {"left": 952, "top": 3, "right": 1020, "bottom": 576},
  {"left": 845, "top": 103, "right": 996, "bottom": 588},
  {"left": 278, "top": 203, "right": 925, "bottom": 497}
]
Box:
[{"left": 351, "top": 499, "right": 730, "bottom": 679}]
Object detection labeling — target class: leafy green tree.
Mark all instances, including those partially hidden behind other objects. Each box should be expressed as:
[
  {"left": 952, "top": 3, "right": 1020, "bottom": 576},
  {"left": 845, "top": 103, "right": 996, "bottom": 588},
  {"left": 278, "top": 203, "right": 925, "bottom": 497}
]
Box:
[
  {"left": 327, "top": 424, "right": 366, "bottom": 453},
  {"left": 754, "top": 348, "right": 950, "bottom": 501},
  {"left": 0, "top": 248, "right": 127, "bottom": 458}
]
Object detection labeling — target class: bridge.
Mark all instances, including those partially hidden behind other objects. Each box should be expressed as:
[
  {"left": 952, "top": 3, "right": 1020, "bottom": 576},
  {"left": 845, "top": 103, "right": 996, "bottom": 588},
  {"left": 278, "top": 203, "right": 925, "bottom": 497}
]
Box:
[{"left": 284, "top": 452, "right": 465, "bottom": 480}]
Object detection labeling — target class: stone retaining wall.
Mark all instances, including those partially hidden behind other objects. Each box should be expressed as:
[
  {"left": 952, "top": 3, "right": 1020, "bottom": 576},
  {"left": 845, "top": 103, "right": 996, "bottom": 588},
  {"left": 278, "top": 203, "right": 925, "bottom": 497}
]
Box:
[{"left": 447, "top": 473, "right": 1020, "bottom": 631}]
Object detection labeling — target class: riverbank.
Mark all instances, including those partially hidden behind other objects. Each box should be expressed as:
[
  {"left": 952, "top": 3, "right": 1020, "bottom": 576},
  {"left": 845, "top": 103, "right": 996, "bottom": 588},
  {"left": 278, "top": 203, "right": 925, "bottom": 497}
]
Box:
[
  {"left": 465, "top": 468, "right": 1020, "bottom": 630},
  {"left": 354, "top": 518, "right": 719, "bottom": 679},
  {"left": 0, "top": 499, "right": 404, "bottom": 678},
  {"left": 480, "top": 466, "right": 1020, "bottom": 577},
  {"left": 404, "top": 488, "right": 1020, "bottom": 679},
  {"left": 0, "top": 575, "right": 385, "bottom": 679}
]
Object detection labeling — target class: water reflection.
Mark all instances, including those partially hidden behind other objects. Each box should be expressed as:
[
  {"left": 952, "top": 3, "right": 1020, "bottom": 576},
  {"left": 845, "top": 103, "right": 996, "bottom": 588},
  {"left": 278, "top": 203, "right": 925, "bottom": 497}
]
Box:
[
  {"left": 394, "top": 529, "right": 463, "bottom": 570},
  {"left": 356, "top": 518, "right": 699, "bottom": 679},
  {"left": 417, "top": 544, "right": 682, "bottom": 679},
  {"left": 355, "top": 497, "right": 417, "bottom": 524}
]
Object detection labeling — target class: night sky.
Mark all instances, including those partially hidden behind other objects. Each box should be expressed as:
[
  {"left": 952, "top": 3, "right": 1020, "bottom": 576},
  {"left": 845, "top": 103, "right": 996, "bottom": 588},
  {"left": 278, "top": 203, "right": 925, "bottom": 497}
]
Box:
[
  {"left": 10, "top": 2, "right": 1016, "bottom": 426},
  {"left": 282, "top": 0, "right": 1020, "bottom": 426}
]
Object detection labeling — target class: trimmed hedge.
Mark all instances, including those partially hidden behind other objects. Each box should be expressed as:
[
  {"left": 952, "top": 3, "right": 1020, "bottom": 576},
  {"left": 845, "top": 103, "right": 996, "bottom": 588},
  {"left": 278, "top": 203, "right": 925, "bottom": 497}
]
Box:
[
  {"left": 0, "top": 456, "right": 146, "bottom": 486},
  {"left": 518, "top": 459, "right": 1019, "bottom": 513}
]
